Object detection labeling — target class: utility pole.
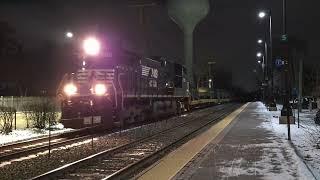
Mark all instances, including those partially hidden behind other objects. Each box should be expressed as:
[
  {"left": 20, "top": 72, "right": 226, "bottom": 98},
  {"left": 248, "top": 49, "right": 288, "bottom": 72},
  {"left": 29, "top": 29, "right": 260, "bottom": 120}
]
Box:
[
  {"left": 282, "top": 0, "right": 291, "bottom": 140},
  {"left": 298, "top": 58, "right": 303, "bottom": 128},
  {"left": 208, "top": 61, "right": 216, "bottom": 98},
  {"left": 258, "top": 10, "right": 273, "bottom": 104},
  {"left": 282, "top": 0, "right": 286, "bottom": 34},
  {"left": 262, "top": 55, "right": 266, "bottom": 104},
  {"left": 269, "top": 10, "right": 274, "bottom": 100}
]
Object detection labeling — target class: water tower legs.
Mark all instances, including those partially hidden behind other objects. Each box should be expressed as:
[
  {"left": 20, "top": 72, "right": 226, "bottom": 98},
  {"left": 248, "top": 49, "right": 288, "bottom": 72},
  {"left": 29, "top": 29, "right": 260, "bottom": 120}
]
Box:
[
  {"left": 167, "top": 0, "right": 210, "bottom": 90},
  {"left": 184, "top": 31, "right": 194, "bottom": 87}
]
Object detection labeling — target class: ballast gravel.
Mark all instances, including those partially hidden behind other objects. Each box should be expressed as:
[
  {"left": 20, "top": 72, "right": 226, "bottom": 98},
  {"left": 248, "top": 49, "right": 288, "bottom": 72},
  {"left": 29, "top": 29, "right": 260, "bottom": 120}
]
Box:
[{"left": 0, "top": 105, "right": 226, "bottom": 180}]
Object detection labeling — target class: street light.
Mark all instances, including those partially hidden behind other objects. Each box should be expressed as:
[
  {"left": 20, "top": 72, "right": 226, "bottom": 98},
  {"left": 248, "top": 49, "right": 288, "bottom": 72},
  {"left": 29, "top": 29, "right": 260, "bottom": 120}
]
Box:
[
  {"left": 256, "top": 52, "right": 266, "bottom": 80},
  {"left": 258, "top": 9, "right": 274, "bottom": 99},
  {"left": 256, "top": 51, "right": 267, "bottom": 104},
  {"left": 258, "top": 11, "right": 266, "bottom": 18},
  {"left": 208, "top": 78, "right": 212, "bottom": 89},
  {"left": 65, "top": 32, "right": 73, "bottom": 38},
  {"left": 257, "top": 52, "right": 262, "bottom": 58},
  {"left": 257, "top": 38, "right": 268, "bottom": 70}
]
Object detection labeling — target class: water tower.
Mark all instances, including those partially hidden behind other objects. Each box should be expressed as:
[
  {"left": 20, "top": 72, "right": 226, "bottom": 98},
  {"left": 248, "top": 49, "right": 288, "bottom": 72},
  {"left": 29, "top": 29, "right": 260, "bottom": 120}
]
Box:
[{"left": 167, "top": 0, "right": 210, "bottom": 88}]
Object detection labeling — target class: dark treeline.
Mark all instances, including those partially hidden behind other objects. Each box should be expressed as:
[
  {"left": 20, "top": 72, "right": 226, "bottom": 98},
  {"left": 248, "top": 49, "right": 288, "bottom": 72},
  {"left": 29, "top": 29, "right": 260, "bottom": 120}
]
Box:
[{"left": 0, "top": 21, "right": 76, "bottom": 96}]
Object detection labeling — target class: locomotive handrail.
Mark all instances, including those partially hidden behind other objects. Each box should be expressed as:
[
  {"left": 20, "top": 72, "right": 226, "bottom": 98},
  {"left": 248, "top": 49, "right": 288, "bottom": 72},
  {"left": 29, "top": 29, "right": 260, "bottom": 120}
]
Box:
[
  {"left": 118, "top": 73, "right": 125, "bottom": 110},
  {"left": 111, "top": 81, "right": 118, "bottom": 108}
]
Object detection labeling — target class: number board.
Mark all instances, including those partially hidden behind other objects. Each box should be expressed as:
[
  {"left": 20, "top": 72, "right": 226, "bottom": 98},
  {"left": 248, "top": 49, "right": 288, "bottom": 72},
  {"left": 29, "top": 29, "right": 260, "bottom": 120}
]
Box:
[{"left": 77, "top": 69, "right": 115, "bottom": 83}]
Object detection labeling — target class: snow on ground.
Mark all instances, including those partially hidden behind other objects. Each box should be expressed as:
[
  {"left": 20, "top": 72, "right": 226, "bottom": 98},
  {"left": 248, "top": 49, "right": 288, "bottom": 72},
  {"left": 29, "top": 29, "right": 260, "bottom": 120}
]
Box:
[
  {"left": 0, "top": 123, "right": 73, "bottom": 146},
  {"left": 213, "top": 102, "right": 314, "bottom": 180},
  {"left": 218, "top": 143, "right": 314, "bottom": 180},
  {"left": 258, "top": 102, "right": 320, "bottom": 179}
]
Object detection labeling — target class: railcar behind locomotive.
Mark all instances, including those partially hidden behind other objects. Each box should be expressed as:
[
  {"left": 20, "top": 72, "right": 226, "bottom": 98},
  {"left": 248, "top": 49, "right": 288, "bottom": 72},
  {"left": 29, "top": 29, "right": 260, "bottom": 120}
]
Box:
[{"left": 57, "top": 37, "right": 190, "bottom": 129}]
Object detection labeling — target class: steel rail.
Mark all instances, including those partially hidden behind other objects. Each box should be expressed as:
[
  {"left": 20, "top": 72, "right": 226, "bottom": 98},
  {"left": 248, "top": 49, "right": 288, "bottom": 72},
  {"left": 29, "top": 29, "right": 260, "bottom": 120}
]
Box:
[
  {"left": 105, "top": 105, "right": 237, "bottom": 180},
  {"left": 0, "top": 104, "right": 226, "bottom": 163},
  {"left": 31, "top": 104, "right": 238, "bottom": 180}
]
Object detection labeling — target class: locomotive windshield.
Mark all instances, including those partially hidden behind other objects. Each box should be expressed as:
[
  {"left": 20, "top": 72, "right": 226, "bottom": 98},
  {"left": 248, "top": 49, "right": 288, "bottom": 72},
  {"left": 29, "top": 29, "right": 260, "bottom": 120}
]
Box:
[
  {"left": 80, "top": 51, "right": 138, "bottom": 70},
  {"left": 81, "top": 57, "right": 115, "bottom": 69}
]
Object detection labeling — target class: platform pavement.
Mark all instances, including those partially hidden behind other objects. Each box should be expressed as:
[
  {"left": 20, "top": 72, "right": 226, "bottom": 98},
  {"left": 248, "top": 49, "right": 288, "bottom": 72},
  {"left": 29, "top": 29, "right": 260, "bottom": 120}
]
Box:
[{"left": 138, "top": 102, "right": 315, "bottom": 180}]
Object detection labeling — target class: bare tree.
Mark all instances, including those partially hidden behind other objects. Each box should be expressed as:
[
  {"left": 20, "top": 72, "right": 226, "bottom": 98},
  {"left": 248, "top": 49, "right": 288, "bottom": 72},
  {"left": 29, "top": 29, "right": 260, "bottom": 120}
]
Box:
[
  {"left": 0, "top": 106, "right": 16, "bottom": 134},
  {"left": 22, "top": 98, "right": 58, "bottom": 129}
]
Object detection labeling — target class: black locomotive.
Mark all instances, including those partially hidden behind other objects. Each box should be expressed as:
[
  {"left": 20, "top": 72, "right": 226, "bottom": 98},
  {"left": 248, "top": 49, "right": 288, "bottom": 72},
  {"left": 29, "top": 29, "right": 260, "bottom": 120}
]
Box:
[
  {"left": 57, "top": 38, "right": 190, "bottom": 129},
  {"left": 57, "top": 37, "right": 230, "bottom": 129}
]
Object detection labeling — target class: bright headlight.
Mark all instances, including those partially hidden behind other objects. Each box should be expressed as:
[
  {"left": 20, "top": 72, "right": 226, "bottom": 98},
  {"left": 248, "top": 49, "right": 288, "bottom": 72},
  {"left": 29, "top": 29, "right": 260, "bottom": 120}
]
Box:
[
  {"left": 94, "top": 84, "right": 107, "bottom": 96},
  {"left": 83, "top": 37, "right": 101, "bottom": 56},
  {"left": 64, "top": 83, "right": 77, "bottom": 96}
]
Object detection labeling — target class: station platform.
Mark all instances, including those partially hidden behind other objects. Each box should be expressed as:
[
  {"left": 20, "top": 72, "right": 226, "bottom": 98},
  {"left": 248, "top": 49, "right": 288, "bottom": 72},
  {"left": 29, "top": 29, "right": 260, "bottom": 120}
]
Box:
[{"left": 137, "top": 102, "right": 315, "bottom": 180}]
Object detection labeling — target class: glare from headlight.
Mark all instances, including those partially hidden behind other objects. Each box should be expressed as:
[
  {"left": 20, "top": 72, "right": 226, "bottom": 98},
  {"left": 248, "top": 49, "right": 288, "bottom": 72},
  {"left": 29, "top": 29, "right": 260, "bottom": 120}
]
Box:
[
  {"left": 64, "top": 83, "right": 77, "bottom": 96},
  {"left": 94, "top": 84, "right": 107, "bottom": 96},
  {"left": 83, "top": 37, "right": 100, "bottom": 56}
]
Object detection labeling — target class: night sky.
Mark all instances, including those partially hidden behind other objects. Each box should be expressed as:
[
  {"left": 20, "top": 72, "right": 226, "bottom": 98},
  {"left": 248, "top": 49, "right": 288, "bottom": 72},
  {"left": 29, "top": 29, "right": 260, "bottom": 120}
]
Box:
[{"left": 1, "top": 0, "right": 319, "bottom": 92}]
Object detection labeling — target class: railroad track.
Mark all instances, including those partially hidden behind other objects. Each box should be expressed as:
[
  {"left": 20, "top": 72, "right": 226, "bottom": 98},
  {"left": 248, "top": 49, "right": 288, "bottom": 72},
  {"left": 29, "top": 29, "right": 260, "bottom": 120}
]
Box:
[
  {"left": 0, "top": 127, "right": 98, "bottom": 162},
  {"left": 31, "top": 104, "right": 239, "bottom": 180},
  {"left": 0, "top": 104, "right": 228, "bottom": 163},
  {"left": 0, "top": 109, "right": 202, "bottom": 163}
]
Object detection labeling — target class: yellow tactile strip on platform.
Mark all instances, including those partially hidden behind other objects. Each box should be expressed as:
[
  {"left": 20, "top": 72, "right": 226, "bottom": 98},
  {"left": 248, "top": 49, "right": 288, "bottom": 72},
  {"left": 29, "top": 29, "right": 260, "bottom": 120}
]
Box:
[{"left": 138, "top": 103, "right": 249, "bottom": 180}]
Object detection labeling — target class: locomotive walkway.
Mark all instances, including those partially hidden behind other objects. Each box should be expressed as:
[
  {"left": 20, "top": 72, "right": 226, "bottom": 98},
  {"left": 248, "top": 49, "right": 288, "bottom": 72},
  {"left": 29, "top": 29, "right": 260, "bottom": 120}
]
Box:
[{"left": 137, "top": 102, "right": 315, "bottom": 180}]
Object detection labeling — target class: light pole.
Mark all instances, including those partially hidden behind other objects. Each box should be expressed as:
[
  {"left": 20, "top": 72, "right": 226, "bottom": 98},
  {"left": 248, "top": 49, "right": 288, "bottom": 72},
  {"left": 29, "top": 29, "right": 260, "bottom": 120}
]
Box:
[
  {"left": 208, "top": 61, "right": 216, "bottom": 99},
  {"left": 257, "top": 52, "right": 266, "bottom": 79},
  {"left": 257, "top": 38, "right": 269, "bottom": 85},
  {"left": 282, "top": 0, "right": 291, "bottom": 140},
  {"left": 257, "top": 38, "right": 268, "bottom": 71},
  {"left": 258, "top": 10, "right": 273, "bottom": 101},
  {"left": 257, "top": 52, "right": 266, "bottom": 103}
]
